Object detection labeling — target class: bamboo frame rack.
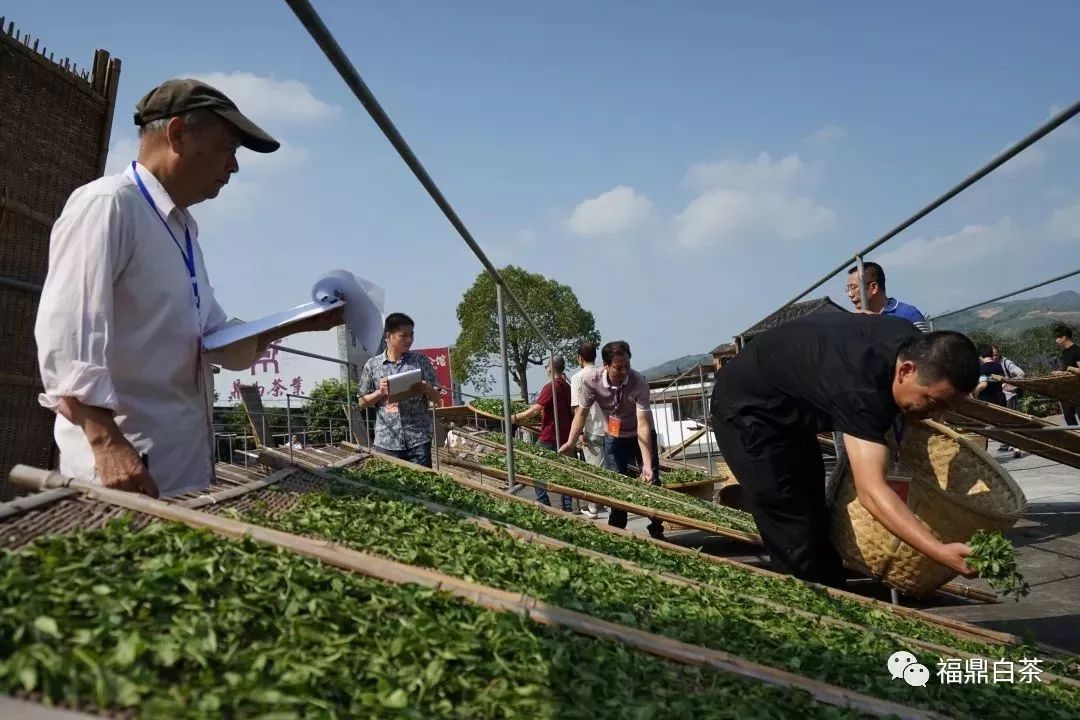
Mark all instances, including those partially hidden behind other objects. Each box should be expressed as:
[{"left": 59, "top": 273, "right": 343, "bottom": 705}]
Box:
[
  {"left": 351, "top": 446, "right": 1020, "bottom": 648},
  {"left": 4, "top": 464, "right": 949, "bottom": 720}
]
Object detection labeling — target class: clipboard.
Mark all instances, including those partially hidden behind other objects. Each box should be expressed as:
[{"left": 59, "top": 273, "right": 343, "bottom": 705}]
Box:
[{"left": 386, "top": 368, "right": 423, "bottom": 403}]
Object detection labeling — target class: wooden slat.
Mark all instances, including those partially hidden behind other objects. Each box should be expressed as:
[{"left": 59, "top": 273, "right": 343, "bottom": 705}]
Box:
[{"left": 661, "top": 425, "right": 709, "bottom": 458}]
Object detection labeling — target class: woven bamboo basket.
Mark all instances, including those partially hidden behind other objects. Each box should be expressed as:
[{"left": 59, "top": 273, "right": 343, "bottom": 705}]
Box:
[{"left": 829, "top": 419, "right": 1026, "bottom": 596}]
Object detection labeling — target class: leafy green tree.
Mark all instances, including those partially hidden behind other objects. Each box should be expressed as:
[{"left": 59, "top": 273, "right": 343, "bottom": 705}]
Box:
[
  {"left": 452, "top": 266, "right": 600, "bottom": 400},
  {"left": 304, "top": 378, "right": 351, "bottom": 443}
]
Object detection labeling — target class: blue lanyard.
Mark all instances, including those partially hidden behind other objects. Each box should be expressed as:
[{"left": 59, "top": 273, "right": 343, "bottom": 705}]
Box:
[{"left": 131, "top": 162, "right": 201, "bottom": 311}]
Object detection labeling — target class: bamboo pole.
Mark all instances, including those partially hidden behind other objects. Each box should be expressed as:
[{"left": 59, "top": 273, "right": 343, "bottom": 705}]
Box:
[
  {"left": 177, "top": 468, "right": 297, "bottom": 509},
  {"left": 467, "top": 402, "right": 541, "bottom": 433},
  {"left": 8, "top": 464, "right": 938, "bottom": 719},
  {"left": 0, "top": 488, "right": 77, "bottom": 521},
  {"left": 443, "top": 454, "right": 763, "bottom": 545}
]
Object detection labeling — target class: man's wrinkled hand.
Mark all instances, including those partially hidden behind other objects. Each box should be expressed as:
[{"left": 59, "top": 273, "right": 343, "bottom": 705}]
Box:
[
  {"left": 640, "top": 465, "right": 655, "bottom": 483},
  {"left": 93, "top": 439, "right": 158, "bottom": 498}
]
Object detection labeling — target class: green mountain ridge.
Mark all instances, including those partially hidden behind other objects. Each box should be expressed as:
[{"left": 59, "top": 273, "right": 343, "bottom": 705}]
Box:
[
  {"left": 932, "top": 290, "right": 1080, "bottom": 336},
  {"left": 642, "top": 353, "right": 713, "bottom": 380},
  {"left": 644, "top": 290, "right": 1080, "bottom": 380}
]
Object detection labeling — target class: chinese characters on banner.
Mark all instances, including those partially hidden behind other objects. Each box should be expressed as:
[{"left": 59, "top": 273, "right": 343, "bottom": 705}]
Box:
[
  {"left": 414, "top": 346, "right": 454, "bottom": 407},
  {"left": 227, "top": 345, "right": 304, "bottom": 401}
]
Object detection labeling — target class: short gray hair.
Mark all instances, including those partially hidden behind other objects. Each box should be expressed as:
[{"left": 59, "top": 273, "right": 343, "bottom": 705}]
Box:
[{"left": 138, "top": 108, "right": 217, "bottom": 137}]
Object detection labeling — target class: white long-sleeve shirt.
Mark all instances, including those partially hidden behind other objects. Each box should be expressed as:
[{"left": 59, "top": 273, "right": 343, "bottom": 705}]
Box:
[{"left": 35, "top": 162, "right": 259, "bottom": 497}]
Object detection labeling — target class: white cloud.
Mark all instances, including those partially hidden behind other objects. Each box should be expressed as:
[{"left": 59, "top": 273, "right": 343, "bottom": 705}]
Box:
[
  {"left": 806, "top": 125, "right": 847, "bottom": 149},
  {"left": 186, "top": 72, "right": 339, "bottom": 125},
  {"left": 674, "top": 152, "right": 834, "bottom": 249},
  {"left": 685, "top": 152, "right": 805, "bottom": 192},
  {"left": 875, "top": 217, "right": 1017, "bottom": 270},
  {"left": 674, "top": 189, "right": 834, "bottom": 248},
  {"left": 1048, "top": 201, "right": 1080, "bottom": 242},
  {"left": 568, "top": 185, "right": 653, "bottom": 237}
]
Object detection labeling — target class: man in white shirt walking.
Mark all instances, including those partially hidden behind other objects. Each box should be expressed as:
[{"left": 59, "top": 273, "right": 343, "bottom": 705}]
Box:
[
  {"left": 35, "top": 78, "right": 342, "bottom": 498},
  {"left": 570, "top": 341, "right": 607, "bottom": 518}
]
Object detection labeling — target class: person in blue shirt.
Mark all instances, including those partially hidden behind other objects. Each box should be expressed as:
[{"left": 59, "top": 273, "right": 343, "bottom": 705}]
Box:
[{"left": 846, "top": 262, "right": 930, "bottom": 333}]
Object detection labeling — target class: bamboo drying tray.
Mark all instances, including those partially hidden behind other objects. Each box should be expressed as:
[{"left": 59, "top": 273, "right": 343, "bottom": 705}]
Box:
[
  {"left": 996, "top": 366, "right": 1080, "bottom": 407},
  {"left": 831, "top": 419, "right": 1026, "bottom": 597},
  {"left": 0, "top": 463, "right": 952, "bottom": 720},
  {"left": 465, "top": 400, "right": 541, "bottom": 433},
  {"left": 262, "top": 447, "right": 1078, "bottom": 669},
  {"left": 451, "top": 432, "right": 758, "bottom": 539},
  {"left": 948, "top": 396, "right": 1080, "bottom": 469}
]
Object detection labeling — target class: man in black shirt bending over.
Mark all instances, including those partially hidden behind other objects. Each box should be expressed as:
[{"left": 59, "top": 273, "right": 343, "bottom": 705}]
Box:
[
  {"left": 711, "top": 313, "right": 980, "bottom": 587},
  {"left": 1054, "top": 325, "right": 1080, "bottom": 427}
]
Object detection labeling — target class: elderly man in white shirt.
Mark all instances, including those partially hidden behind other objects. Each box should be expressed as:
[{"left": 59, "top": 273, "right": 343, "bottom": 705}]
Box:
[{"left": 35, "top": 78, "right": 342, "bottom": 499}]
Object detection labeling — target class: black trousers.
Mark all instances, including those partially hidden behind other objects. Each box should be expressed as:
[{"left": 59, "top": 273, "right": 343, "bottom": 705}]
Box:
[
  {"left": 712, "top": 415, "right": 846, "bottom": 588},
  {"left": 603, "top": 432, "right": 665, "bottom": 538},
  {"left": 1063, "top": 403, "right": 1078, "bottom": 427}
]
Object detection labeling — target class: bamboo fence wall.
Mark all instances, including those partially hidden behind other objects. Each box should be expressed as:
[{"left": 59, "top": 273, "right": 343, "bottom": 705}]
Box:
[{"left": 0, "top": 17, "right": 121, "bottom": 497}]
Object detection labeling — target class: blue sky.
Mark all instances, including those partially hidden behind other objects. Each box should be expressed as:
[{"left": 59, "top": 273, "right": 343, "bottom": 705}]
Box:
[{"left": 9, "top": 1, "right": 1080, "bottom": 397}]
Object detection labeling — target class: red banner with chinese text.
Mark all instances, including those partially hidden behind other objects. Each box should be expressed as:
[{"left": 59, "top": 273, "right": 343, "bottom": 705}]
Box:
[{"left": 414, "top": 347, "right": 454, "bottom": 407}]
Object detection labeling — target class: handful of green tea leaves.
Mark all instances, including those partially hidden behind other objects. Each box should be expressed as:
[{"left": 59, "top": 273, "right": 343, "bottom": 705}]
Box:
[{"left": 967, "top": 530, "right": 1031, "bottom": 602}]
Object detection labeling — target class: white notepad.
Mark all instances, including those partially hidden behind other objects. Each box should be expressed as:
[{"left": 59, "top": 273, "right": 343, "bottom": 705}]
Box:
[{"left": 386, "top": 368, "right": 422, "bottom": 400}]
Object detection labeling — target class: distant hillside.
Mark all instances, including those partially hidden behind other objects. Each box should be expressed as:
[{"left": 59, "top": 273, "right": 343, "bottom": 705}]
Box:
[
  {"left": 934, "top": 290, "right": 1080, "bottom": 336},
  {"left": 642, "top": 353, "right": 712, "bottom": 380}
]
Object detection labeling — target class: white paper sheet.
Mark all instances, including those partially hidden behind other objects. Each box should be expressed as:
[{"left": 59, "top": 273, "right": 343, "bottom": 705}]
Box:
[{"left": 202, "top": 270, "right": 385, "bottom": 370}]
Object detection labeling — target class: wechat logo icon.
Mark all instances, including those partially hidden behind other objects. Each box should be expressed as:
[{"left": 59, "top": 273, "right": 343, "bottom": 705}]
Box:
[{"left": 888, "top": 650, "right": 930, "bottom": 687}]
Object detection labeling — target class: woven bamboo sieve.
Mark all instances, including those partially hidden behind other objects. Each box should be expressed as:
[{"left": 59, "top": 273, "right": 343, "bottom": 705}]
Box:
[
  {"left": 829, "top": 419, "right": 1027, "bottom": 596},
  {"left": 1001, "top": 369, "right": 1080, "bottom": 408}
]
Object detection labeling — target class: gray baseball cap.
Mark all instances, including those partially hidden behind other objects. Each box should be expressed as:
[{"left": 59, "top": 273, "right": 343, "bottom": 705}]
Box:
[{"left": 134, "top": 78, "right": 280, "bottom": 153}]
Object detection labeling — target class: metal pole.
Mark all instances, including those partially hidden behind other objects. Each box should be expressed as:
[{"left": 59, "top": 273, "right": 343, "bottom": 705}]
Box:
[
  {"left": 283, "top": 0, "right": 551, "bottom": 349},
  {"left": 243, "top": 435, "right": 249, "bottom": 467},
  {"left": 228, "top": 435, "right": 234, "bottom": 465},
  {"left": 674, "top": 376, "right": 687, "bottom": 468},
  {"left": 287, "top": 395, "right": 293, "bottom": 462},
  {"left": 497, "top": 285, "right": 518, "bottom": 493},
  {"left": 344, "top": 364, "right": 354, "bottom": 445},
  {"left": 929, "top": 266, "right": 1080, "bottom": 321},
  {"left": 432, "top": 402, "right": 440, "bottom": 471},
  {"left": 551, "top": 348, "right": 561, "bottom": 449},
  {"left": 268, "top": 343, "right": 351, "bottom": 366},
  {"left": 697, "top": 364, "right": 715, "bottom": 475},
  {"left": 855, "top": 255, "right": 870, "bottom": 313},
  {"left": 765, "top": 98, "right": 1080, "bottom": 315}
]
